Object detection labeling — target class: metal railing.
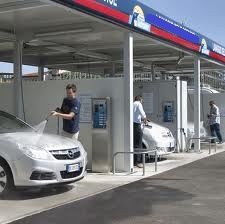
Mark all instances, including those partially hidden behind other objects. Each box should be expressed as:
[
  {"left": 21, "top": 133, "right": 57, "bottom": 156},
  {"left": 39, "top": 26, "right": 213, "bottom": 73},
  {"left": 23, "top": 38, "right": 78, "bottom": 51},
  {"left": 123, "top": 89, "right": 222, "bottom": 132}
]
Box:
[
  {"left": 186, "top": 136, "right": 217, "bottom": 154},
  {"left": 113, "top": 149, "right": 158, "bottom": 176}
]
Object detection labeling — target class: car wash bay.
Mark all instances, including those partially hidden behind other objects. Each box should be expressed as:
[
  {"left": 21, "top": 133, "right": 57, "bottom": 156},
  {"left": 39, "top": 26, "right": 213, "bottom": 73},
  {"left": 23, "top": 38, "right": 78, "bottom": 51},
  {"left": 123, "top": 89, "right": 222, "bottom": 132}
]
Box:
[
  {"left": 0, "top": 0, "right": 225, "bottom": 172},
  {"left": 0, "top": 0, "right": 225, "bottom": 223}
]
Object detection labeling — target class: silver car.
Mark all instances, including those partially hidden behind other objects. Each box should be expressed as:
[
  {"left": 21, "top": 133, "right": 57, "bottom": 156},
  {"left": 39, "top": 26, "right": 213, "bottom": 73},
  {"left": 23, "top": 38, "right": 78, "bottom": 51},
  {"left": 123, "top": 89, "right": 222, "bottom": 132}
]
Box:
[
  {"left": 142, "top": 121, "right": 175, "bottom": 155},
  {"left": 0, "top": 110, "right": 87, "bottom": 196}
]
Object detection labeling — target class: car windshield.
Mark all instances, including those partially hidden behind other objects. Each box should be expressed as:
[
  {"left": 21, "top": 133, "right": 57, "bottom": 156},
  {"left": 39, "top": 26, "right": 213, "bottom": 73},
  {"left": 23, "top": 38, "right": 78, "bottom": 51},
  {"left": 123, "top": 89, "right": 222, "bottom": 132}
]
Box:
[{"left": 0, "top": 111, "right": 32, "bottom": 133}]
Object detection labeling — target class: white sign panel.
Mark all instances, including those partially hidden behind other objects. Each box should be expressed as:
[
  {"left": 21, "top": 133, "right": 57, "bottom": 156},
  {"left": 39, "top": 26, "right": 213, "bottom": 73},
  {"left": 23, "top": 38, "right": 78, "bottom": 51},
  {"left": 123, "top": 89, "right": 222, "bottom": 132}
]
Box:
[
  {"left": 143, "top": 92, "right": 153, "bottom": 114},
  {"left": 79, "top": 94, "right": 92, "bottom": 123}
]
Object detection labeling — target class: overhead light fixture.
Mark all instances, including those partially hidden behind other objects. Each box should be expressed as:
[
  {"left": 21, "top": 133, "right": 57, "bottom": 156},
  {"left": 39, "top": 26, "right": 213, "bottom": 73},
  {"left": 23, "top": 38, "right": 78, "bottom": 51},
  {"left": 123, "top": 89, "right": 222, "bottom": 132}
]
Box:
[
  {"left": 73, "top": 51, "right": 111, "bottom": 61},
  {"left": 45, "top": 61, "right": 107, "bottom": 67},
  {"left": 35, "top": 28, "right": 92, "bottom": 38}
]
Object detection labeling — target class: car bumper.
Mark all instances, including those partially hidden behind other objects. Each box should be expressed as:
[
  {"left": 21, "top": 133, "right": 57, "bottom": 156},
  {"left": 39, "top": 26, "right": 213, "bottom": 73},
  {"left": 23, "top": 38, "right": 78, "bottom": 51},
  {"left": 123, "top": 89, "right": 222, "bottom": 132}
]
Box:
[
  {"left": 141, "top": 137, "right": 175, "bottom": 155},
  {"left": 11, "top": 154, "right": 87, "bottom": 187},
  {"left": 155, "top": 137, "right": 175, "bottom": 155},
  {"left": 155, "top": 146, "right": 175, "bottom": 155}
]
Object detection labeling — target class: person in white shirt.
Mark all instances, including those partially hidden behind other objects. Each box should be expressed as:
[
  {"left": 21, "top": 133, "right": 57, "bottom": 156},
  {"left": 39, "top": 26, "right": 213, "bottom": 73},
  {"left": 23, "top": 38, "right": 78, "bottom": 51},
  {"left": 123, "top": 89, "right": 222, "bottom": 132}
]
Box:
[
  {"left": 133, "top": 95, "right": 149, "bottom": 167},
  {"left": 208, "top": 100, "right": 223, "bottom": 144}
]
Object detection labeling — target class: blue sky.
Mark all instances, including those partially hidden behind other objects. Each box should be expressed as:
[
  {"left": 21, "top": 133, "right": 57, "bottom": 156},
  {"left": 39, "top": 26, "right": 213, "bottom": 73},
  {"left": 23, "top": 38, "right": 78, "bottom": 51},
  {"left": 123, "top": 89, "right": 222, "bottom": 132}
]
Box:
[
  {"left": 1, "top": 0, "right": 224, "bottom": 74},
  {"left": 140, "top": 0, "right": 225, "bottom": 46},
  {"left": 0, "top": 63, "right": 38, "bottom": 74}
]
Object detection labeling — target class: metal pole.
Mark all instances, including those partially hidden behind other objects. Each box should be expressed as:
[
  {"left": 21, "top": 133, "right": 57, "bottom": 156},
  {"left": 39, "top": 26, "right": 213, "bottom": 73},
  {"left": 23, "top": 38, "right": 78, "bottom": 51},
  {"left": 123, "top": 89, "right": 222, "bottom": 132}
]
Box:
[
  {"left": 38, "top": 66, "right": 44, "bottom": 81},
  {"left": 151, "top": 64, "right": 155, "bottom": 81},
  {"left": 123, "top": 32, "right": 134, "bottom": 172},
  {"left": 180, "top": 80, "right": 187, "bottom": 152},
  {"left": 113, "top": 153, "right": 116, "bottom": 174},
  {"left": 57, "top": 117, "right": 60, "bottom": 135},
  {"left": 155, "top": 151, "right": 157, "bottom": 172},
  {"left": 209, "top": 141, "right": 211, "bottom": 154},
  {"left": 142, "top": 153, "right": 145, "bottom": 176},
  {"left": 176, "top": 76, "right": 181, "bottom": 152},
  {"left": 194, "top": 56, "right": 201, "bottom": 152},
  {"left": 14, "top": 39, "right": 24, "bottom": 119}
]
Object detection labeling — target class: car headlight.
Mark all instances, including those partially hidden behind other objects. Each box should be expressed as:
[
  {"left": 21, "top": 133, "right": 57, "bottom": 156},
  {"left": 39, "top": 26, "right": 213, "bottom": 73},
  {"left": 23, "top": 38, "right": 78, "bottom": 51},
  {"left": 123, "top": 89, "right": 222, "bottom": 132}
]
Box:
[
  {"left": 18, "top": 144, "right": 53, "bottom": 160},
  {"left": 77, "top": 141, "right": 87, "bottom": 156}
]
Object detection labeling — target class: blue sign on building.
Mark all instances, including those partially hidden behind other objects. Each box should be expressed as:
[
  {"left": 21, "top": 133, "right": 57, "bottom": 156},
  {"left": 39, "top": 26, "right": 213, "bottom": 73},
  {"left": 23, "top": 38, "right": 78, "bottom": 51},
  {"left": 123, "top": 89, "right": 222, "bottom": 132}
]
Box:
[{"left": 52, "top": 0, "right": 225, "bottom": 64}]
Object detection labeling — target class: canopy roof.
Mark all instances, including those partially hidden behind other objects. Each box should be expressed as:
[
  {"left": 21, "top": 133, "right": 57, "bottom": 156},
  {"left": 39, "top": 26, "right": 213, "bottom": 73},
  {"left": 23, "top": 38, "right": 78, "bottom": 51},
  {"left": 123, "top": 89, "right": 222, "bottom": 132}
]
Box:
[{"left": 0, "top": 0, "right": 224, "bottom": 75}]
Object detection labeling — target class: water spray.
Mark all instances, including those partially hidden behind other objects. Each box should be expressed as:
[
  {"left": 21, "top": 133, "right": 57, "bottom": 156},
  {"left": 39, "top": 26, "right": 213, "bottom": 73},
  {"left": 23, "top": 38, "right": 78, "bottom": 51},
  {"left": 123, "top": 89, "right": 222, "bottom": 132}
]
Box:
[
  {"left": 34, "top": 113, "right": 52, "bottom": 134},
  {"left": 34, "top": 108, "right": 60, "bottom": 134}
]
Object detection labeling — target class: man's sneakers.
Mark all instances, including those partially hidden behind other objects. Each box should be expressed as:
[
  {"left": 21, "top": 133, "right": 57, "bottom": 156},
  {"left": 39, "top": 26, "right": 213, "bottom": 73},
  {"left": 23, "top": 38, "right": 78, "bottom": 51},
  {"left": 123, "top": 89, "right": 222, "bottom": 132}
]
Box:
[{"left": 218, "top": 141, "right": 223, "bottom": 144}]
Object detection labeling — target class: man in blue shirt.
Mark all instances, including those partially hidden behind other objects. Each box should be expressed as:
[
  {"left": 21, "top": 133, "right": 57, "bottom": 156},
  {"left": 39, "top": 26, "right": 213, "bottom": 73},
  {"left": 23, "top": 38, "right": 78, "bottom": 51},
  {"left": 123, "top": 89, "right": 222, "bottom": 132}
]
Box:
[{"left": 50, "top": 84, "right": 81, "bottom": 140}]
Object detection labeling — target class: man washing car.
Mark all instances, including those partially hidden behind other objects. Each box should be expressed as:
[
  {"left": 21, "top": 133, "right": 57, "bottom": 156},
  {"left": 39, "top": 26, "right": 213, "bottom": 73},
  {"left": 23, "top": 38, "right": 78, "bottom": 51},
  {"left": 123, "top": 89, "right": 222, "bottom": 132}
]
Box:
[
  {"left": 50, "top": 83, "right": 81, "bottom": 140},
  {"left": 133, "top": 95, "right": 149, "bottom": 168}
]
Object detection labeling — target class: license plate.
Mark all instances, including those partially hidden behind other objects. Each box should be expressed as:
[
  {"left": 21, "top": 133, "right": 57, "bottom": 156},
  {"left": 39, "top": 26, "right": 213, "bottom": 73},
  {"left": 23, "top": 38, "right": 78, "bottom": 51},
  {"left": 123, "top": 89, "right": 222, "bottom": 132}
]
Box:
[{"left": 66, "top": 163, "right": 80, "bottom": 173}]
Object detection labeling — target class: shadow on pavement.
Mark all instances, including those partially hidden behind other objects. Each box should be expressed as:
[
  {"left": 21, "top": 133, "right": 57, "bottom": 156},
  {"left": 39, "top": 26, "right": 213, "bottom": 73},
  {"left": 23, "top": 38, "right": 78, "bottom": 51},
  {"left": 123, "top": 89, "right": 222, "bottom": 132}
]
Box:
[{"left": 0, "top": 184, "right": 74, "bottom": 201}]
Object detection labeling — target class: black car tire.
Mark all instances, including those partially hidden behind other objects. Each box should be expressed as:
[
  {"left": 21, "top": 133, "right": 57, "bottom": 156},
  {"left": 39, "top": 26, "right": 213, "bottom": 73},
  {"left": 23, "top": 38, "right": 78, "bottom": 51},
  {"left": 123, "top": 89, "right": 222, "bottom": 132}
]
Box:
[{"left": 0, "top": 159, "right": 14, "bottom": 198}]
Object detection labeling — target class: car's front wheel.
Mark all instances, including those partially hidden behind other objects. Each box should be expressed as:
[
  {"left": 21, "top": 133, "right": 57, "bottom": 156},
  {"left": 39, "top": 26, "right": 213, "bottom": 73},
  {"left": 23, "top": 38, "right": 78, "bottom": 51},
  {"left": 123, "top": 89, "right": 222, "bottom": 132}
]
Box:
[{"left": 0, "top": 159, "right": 14, "bottom": 197}]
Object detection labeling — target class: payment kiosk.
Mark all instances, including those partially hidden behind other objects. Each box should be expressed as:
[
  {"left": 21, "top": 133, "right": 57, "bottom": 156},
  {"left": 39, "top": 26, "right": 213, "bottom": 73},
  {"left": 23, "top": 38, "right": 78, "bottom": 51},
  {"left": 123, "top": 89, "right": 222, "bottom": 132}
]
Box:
[
  {"left": 92, "top": 97, "right": 112, "bottom": 172},
  {"left": 163, "top": 101, "right": 174, "bottom": 123}
]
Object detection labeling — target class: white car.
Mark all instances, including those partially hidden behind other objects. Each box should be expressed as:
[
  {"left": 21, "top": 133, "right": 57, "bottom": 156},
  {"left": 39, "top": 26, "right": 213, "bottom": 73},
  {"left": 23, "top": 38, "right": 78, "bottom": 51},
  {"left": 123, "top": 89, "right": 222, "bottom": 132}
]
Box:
[
  {"left": 186, "top": 121, "right": 209, "bottom": 149},
  {"left": 0, "top": 110, "right": 87, "bottom": 196},
  {"left": 187, "top": 121, "right": 208, "bottom": 139},
  {"left": 141, "top": 121, "right": 175, "bottom": 155}
]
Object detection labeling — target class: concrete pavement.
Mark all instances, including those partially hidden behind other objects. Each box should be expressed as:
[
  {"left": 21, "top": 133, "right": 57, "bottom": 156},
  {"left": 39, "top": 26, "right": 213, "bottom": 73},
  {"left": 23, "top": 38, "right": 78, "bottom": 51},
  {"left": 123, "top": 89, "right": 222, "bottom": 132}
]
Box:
[{"left": 0, "top": 145, "right": 225, "bottom": 224}]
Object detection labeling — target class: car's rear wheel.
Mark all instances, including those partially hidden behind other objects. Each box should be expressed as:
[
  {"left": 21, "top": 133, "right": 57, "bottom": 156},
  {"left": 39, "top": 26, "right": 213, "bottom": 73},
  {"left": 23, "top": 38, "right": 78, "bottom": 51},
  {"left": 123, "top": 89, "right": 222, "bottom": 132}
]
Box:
[{"left": 0, "top": 160, "right": 14, "bottom": 197}]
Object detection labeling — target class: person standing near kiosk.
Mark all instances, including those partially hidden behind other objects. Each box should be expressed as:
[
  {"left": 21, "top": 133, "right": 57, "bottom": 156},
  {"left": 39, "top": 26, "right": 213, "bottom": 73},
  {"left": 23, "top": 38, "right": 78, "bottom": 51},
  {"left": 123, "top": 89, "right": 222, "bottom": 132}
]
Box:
[
  {"left": 133, "top": 95, "right": 148, "bottom": 168},
  {"left": 50, "top": 83, "right": 81, "bottom": 140}
]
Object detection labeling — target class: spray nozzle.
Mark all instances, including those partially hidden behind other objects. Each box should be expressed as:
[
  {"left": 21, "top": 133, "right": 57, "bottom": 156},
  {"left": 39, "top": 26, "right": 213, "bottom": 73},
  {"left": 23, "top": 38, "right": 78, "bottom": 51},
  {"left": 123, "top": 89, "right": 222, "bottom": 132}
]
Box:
[
  {"left": 55, "top": 107, "right": 61, "bottom": 112},
  {"left": 46, "top": 107, "right": 60, "bottom": 121},
  {"left": 45, "top": 115, "right": 50, "bottom": 121}
]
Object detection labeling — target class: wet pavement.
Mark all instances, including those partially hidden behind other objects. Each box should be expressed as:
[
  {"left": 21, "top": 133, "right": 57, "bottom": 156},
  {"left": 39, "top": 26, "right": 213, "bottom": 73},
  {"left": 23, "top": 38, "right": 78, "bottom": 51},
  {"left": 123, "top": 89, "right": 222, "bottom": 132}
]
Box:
[{"left": 8, "top": 151, "right": 225, "bottom": 224}]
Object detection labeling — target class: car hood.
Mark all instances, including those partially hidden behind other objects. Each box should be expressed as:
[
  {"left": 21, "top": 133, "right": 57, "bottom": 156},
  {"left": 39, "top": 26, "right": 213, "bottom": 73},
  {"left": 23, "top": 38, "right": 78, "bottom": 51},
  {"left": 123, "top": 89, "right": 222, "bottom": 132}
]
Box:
[
  {"left": 142, "top": 122, "right": 175, "bottom": 148},
  {"left": 0, "top": 132, "right": 79, "bottom": 150},
  {"left": 144, "top": 122, "right": 170, "bottom": 133}
]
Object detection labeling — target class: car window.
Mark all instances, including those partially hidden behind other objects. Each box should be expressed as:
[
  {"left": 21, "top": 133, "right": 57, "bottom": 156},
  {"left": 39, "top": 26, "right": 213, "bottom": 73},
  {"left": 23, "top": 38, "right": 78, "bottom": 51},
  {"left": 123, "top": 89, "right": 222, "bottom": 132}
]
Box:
[{"left": 0, "top": 112, "right": 31, "bottom": 133}]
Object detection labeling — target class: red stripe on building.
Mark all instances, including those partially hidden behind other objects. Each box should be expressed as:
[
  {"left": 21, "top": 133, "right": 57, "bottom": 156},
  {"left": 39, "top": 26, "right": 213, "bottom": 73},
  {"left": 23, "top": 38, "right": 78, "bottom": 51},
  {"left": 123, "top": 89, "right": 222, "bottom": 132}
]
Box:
[
  {"left": 74, "top": 0, "right": 129, "bottom": 24},
  {"left": 209, "top": 51, "right": 225, "bottom": 64},
  {"left": 151, "top": 25, "right": 200, "bottom": 52}
]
